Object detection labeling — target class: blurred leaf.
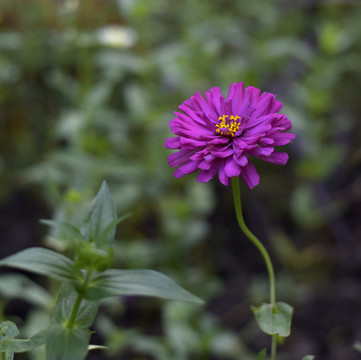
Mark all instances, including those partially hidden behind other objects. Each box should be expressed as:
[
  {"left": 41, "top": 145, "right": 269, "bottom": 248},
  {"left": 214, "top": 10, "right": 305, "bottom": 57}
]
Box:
[
  {"left": 252, "top": 302, "right": 293, "bottom": 337},
  {"left": 0, "top": 274, "right": 51, "bottom": 308},
  {"left": 81, "top": 181, "right": 117, "bottom": 247},
  {"left": 291, "top": 185, "right": 324, "bottom": 229},
  {"left": 40, "top": 220, "right": 84, "bottom": 244},
  {"left": 297, "top": 145, "right": 343, "bottom": 181},
  {"left": 85, "top": 269, "right": 204, "bottom": 303},
  {"left": 45, "top": 325, "right": 90, "bottom": 360},
  {"left": 353, "top": 340, "right": 361, "bottom": 353},
  {"left": 302, "top": 356, "right": 315, "bottom": 360},
  {"left": 256, "top": 348, "right": 267, "bottom": 360},
  {"left": 0, "top": 248, "right": 82, "bottom": 284}
]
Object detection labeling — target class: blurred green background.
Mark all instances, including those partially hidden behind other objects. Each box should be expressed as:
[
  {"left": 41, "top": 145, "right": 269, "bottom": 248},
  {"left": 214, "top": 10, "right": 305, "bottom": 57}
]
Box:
[{"left": 1, "top": 0, "right": 361, "bottom": 359}]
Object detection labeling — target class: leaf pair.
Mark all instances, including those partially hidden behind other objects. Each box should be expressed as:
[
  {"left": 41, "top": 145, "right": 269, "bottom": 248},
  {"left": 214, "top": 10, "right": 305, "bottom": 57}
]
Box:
[{"left": 0, "top": 247, "right": 202, "bottom": 304}]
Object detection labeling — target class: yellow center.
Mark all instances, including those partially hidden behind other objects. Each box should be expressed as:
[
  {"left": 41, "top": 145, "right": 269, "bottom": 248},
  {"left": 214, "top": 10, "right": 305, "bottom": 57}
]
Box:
[{"left": 215, "top": 115, "right": 241, "bottom": 137}]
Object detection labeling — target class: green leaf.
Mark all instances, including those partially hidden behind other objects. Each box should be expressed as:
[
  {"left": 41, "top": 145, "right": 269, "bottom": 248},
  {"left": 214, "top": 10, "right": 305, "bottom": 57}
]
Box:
[
  {"left": 0, "top": 330, "right": 46, "bottom": 353},
  {"left": 0, "top": 274, "right": 51, "bottom": 308},
  {"left": 85, "top": 269, "right": 203, "bottom": 304},
  {"left": 40, "top": 220, "right": 84, "bottom": 243},
  {"left": 302, "top": 356, "right": 315, "bottom": 360},
  {"left": 46, "top": 325, "right": 90, "bottom": 360},
  {"left": 52, "top": 283, "right": 99, "bottom": 329},
  {"left": 81, "top": 181, "right": 117, "bottom": 247},
  {"left": 0, "top": 248, "right": 82, "bottom": 284},
  {"left": 252, "top": 302, "right": 293, "bottom": 337},
  {"left": 256, "top": 348, "right": 267, "bottom": 360}
]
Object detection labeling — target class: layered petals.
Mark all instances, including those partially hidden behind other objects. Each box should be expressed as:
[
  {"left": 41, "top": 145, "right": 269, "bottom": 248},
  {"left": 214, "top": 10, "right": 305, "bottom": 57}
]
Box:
[{"left": 164, "top": 82, "right": 294, "bottom": 188}]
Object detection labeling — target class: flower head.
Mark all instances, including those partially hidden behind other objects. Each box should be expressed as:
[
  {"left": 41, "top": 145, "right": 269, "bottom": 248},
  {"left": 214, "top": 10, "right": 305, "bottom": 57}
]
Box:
[{"left": 164, "top": 82, "right": 295, "bottom": 188}]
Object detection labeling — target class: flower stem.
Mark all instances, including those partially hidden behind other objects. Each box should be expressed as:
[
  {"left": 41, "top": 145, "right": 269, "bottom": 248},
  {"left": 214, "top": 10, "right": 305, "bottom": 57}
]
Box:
[{"left": 231, "top": 177, "right": 277, "bottom": 359}]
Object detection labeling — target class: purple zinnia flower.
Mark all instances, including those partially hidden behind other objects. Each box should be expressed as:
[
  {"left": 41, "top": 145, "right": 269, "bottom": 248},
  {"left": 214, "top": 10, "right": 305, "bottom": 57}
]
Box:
[{"left": 164, "top": 82, "right": 295, "bottom": 188}]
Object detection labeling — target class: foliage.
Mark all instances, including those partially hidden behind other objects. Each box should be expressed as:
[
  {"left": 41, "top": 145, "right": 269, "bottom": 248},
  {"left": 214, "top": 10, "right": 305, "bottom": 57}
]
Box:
[{"left": 0, "top": 183, "right": 201, "bottom": 359}]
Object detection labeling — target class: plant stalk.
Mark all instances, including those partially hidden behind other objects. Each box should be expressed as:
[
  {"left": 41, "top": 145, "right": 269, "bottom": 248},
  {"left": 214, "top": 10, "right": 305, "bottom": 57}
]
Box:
[
  {"left": 66, "top": 292, "right": 83, "bottom": 329},
  {"left": 66, "top": 271, "right": 92, "bottom": 329},
  {"left": 231, "top": 177, "right": 277, "bottom": 359}
]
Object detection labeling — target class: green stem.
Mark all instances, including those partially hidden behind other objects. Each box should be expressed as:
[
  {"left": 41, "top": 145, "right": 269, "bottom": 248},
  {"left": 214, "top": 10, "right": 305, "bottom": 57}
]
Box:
[
  {"left": 66, "top": 292, "right": 83, "bottom": 329},
  {"left": 271, "top": 335, "right": 277, "bottom": 360},
  {"left": 231, "top": 177, "right": 277, "bottom": 359},
  {"left": 66, "top": 271, "right": 92, "bottom": 329}
]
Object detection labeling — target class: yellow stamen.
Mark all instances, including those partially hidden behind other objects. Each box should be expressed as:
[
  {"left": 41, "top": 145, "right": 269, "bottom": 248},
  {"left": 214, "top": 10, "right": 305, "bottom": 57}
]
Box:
[{"left": 216, "top": 115, "right": 241, "bottom": 137}]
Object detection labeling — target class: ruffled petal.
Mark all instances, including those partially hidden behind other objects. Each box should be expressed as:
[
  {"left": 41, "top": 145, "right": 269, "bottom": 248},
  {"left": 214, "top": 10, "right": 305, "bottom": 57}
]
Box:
[
  {"left": 253, "top": 151, "right": 289, "bottom": 165},
  {"left": 168, "top": 150, "right": 196, "bottom": 167},
  {"left": 226, "top": 82, "right": 244, "bottom": 114},
  {"left": 176, "top": 160, "right": 201, "bottom": 175},
  {"left": 225, "top": 157, "right": 242, "bottom": 177},
  {"left": 272, "top": 132, "right": 295, "bottom": 146},
  {"left": 241, "top": 161, "right": 260, "bottom": 189},
  {"left": 218, "top": 161, "right": 230, "bottom": 186},
  {"left": 205, "top": 87, "right": 224, "bottom": 115},
  {"left": 164, "top": 137, "right": 181, "bottom": 149},
  {"left": 197, "top": 163, "right": 219, "bottom": 183},
  {"left": 247, "top": 146, "right": 274, "bottom": 157}
]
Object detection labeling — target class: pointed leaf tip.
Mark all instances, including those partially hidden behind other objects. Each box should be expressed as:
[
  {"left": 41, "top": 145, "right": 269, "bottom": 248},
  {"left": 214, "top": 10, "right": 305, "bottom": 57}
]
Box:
[{"left": 81, "top": 181, "right": 117, "bottom": 247}]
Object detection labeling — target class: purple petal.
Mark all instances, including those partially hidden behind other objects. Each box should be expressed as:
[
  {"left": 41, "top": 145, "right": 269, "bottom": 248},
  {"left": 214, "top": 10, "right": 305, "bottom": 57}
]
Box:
[
  {"left": 254, "top": 151, "right": 289, "bottom": 165},
  {"left": 173, "top": 169, "right": 185, "bottom": 178},
  {"left": 168, "top": 150, "right": 196, "bottom": 167},
  {"left": 233, "top": 138, "right": 249, "bottom": 149},
  {"left": 244, "top": 86, "right": 261, "bottom": 106},
  {"left": 199, "top": 160, "right": 212, "bottom": 170},
  {"left": 179, "top": 137, "right": 208, "bottom": 148},
  {"left": 259, "top": 137, "right": 275, "bottom": 146},
  {"left": 205, "top": 87, "right": 224, "bottom": 115},
  {"left": 177, "top": 160, "right": 201, "bottom": 175},
  {"left": 197, "top": 163, "right": 219, "bottom": 183},
  {"left": 234, "top": 153, "right": 248, "bottom": 167},
  {"left": 164, "top": 137, "right": 181, "bottom": 149},
  {"left": 226, "top": 82, "right": 245, "bottom": 114},
  {"left": 241, "top": 162, "right": 260, "bottom": 189},
  {"left": 225, "top": 157, "right": 242, "bottom": 177},
  {"left": 244, "top": 123, "right": 272, "bottom": 137},
  {"left": 244, "top": 114, "right": 273, "bottom": 130},
  {"left": 272, "top": 133, "right": 295, "bottom": 146},
  {"left": 251, "top": 92, "right": 282, "bottom": 119},
  {"left": 209, "top": 148, "right": 234, "bottom": 158},
  {"left": 218, "top": 161, "right": 230, "bottom": 186},
  {"left": 247, "top": 146, "right": 274, "bottom": 157}
]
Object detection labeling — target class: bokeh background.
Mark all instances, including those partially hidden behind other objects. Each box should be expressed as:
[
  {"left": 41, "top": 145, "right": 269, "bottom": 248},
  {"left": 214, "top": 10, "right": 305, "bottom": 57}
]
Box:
[{"left": 1, "top": 0, "right": 361, "bottom": 359}]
